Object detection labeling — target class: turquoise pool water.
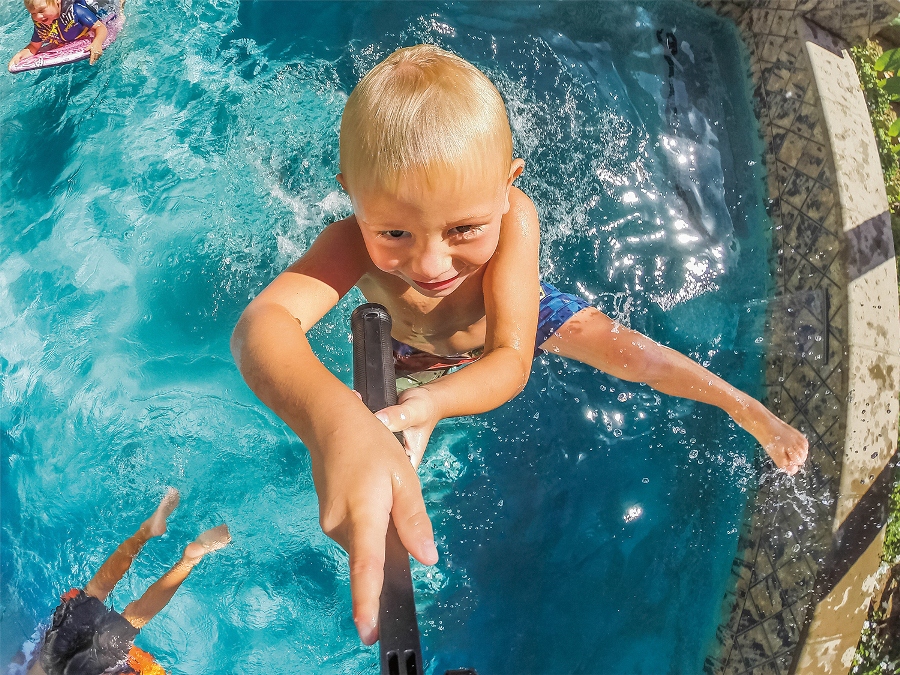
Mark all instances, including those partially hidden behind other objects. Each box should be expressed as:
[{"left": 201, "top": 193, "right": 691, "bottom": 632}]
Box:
[{"left": 1, "top": 1, "right": 772, "bottom": 673}]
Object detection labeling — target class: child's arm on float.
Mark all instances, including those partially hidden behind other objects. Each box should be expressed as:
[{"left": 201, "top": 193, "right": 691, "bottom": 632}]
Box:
[
  {"left": 376, "top": 186, "right": 541, "bottom": 465},
  {"left": 230, "top": 219, "right": 437, "bottom": 645},
  {"left": 8, "top": 41, "right": 41, "bottom": 70},
  {"left": 70, "top": 2, "right": 106, "bottom": 64},
  {"left": 87, "top": 20, "right": 107, "bottom": 64},
  {"left": 541, "top": 311, "right": 809, "bottom": 474}
]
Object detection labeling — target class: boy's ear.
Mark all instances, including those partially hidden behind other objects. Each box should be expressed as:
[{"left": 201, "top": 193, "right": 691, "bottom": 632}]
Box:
[
  {"left": 501, "top": 159, "right": 526, "bottom": 214},
  {"left": 506, "top": 159, "right": 525, "bottom": 187},
  {"left": 335, "top": 173, "right": 347, "bottom": 191}
]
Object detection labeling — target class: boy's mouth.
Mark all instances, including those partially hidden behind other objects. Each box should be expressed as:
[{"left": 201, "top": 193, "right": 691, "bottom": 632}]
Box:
[{"left": 411, "top": 274, "right": 461, "bottom": 292}]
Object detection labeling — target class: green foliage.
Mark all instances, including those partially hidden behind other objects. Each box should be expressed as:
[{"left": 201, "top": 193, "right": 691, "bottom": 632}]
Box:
[
  {"left": 881, "top": 76, "right": 900, "bottom": 101},
  {"left": 876, "top": 47, "right": 900, "bottom": 75},
  {"left": 885, "top": 453, "right": 900, "bottom": 565},
  {"left": 851, "top": 41, "right": 900, "bottom": 209},
  {"left": 852, "top": 603, "right": 900, "bottom": 675}
]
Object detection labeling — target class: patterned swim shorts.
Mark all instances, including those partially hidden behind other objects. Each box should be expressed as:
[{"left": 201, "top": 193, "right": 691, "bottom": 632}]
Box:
[{"left": 393, "top": 282, "right": 590, "bottom": 389}]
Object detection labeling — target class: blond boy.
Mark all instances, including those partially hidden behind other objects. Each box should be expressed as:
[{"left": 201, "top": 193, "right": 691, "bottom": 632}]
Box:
[
  {"left": 8, "top": 0, "right": 108, "bottom": 71},
  {"left": 231, "top": 44, "right": 808, "bottom": 645}
]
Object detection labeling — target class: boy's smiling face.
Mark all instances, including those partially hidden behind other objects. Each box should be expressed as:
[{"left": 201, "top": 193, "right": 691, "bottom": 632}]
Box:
[
  {"left": 29, "top": 0, "right": 60, "bottom": 24},
  {"left": 344, "top": 160, "right": 524, "bottom": 298}
]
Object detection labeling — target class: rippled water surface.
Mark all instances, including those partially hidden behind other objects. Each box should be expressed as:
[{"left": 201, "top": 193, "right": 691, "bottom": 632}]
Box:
[{"left": 2, "top": 2, "right": 772, "bottom": 673}]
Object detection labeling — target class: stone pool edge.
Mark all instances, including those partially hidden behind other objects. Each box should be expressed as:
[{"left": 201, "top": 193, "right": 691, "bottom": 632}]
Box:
[{"left": 690, "top": 2, "right": 900, "bottom": 674}]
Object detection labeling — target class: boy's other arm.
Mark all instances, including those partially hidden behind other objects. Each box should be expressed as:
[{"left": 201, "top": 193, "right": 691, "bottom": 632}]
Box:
[
  {"left": 9, "top": 42, "right": 41, "bottom": 70},
  {"left": 87, "top": 20, "right": 107, "bottom": 64},
  {"left": 231, "top": 219, "right": 437, "bottom": 645},
  {"left": 377, "top": 187, "right": 541, "bottom": 463},
  {"left": 542, "top": 309, "right": 809, "bottom": 474}
]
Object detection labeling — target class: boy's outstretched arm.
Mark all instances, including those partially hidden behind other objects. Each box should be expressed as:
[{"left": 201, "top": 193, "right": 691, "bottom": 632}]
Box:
[
  {"left": 542, "top": 309, "right": 809, "bottom": 474},
  {"left": 231, "top": 219, "right": 437, "bottom": 645},
  {"left": 8, "top": 42, "right": 41, "bottom": 70}
]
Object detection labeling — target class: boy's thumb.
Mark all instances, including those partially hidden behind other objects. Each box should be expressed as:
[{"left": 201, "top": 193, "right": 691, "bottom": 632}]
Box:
[{"left": 375, "top": 405, "right": 411, "bottom": 433}]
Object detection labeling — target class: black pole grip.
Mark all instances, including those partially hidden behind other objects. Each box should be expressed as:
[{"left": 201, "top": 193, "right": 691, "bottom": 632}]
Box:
[
  {"left": 351, "top": 303, "right": 424, "bottom": 675},
  {"left": 352, "top": 303, "right": 397, "bottom": 414}
]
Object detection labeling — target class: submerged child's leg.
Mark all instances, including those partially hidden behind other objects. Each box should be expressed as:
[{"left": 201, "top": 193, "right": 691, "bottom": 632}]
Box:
[
  {"left": 541, "top": 307, "right": 809, "bottom": 474},
  {"left": 121, "top": 525, "right": 230, "bottom": 629},
  {"left": 84, "top": 488, "right": 180, "bottom": 602}
]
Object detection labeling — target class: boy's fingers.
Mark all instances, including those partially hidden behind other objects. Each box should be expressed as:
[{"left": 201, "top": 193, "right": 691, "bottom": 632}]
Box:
[
  {"left": 375, "top": 404, "right": 415, "bottom": 433},
  {"left": 392, "top": 478, "right": 438, "bottom": 566},
  {"left": 347, "top": 514, "right": 389, "bottom": 646}
]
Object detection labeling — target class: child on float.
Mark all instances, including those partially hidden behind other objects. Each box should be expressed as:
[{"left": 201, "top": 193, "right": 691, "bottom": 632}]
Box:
[
  {"left": 230, "top": 43, "right": 810, "bottom": 646},
  {"left": 21, "top": 488, "right": 229, "bottom": 675},
  {"left": 8, "top": 0, "right": 110, "bottom": 71}
]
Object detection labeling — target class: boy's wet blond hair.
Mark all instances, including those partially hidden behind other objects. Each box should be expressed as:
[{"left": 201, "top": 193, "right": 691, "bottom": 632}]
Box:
[
  {"left": 24, "top": 0, "right": 57, "bottom": 10},
  {"left": 340, "top": 44, "right": 513, "bottom": 192}
]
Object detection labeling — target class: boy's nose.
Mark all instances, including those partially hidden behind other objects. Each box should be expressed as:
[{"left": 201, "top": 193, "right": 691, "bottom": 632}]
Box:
[{"left": 411, "top": 242, "right": 451, "bottom": 281}]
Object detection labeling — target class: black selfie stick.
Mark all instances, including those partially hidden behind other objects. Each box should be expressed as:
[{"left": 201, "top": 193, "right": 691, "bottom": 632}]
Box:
[
  {"left": 351, "top": 303, "right": 477, "bottom": 675},
  {"left": 352, "top": 303, "right": 424, "bottom": 675}
]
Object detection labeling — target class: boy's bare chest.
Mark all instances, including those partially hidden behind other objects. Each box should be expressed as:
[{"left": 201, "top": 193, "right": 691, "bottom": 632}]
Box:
[{"left": 357, "top": 272, "right": 487, "bottom": 356}]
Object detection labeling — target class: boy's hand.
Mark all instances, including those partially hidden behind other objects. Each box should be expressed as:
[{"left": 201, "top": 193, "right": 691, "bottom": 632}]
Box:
[
  {"left": 374, "top": 386, "right": 440, "bottom": 468},
  {"left": 89, "top": 42, "right": 103, "bottom": 65},
  {"left": 314, "top": 413, "right": 437, "bottom": 645},
  {"left": 9, "top": 48, "right": 32, "bottom": 71}
]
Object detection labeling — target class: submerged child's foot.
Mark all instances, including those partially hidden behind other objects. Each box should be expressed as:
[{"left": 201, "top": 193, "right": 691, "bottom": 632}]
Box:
[
  {"left": 183, "top": 524, "right": 231, "bottom": 562},
  {"left": 141, "top": 488, "right": 180, "bottom": 538}
]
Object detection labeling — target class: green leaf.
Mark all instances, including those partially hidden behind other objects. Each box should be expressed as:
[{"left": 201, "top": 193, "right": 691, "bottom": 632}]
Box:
[
  {"left": 875, "top": 47, "right": 900, "bottom": 72},
  {"left": 879, "top": 76, "right": 900, "bottom": 99},
  {"left": 890, "top": 117, "right": 900, "bottom": 137}
]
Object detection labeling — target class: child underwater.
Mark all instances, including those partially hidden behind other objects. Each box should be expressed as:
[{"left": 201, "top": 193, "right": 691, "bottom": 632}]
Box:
[
  {"left": 15, "top": 489, "right": 229, "bottom": 675},
  {"left": 230, "top": 43, "right": 810, "bottom": 646}
]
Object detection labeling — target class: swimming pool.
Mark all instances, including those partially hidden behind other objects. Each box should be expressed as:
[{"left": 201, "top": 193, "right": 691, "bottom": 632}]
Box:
[{"left": 1, "top": 1, "right": 772, "bottom": 672}]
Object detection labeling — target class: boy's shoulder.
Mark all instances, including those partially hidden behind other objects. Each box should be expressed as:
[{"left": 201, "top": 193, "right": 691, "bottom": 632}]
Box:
[
  {"left": 312, "top": 215, "right": 366, "bottom": 256},
  {"left": 292, "top": 215, "right": 373, "bottom": 283},
  {"left": 506, "top": 186, "right": 538, "bottom": 222}
]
